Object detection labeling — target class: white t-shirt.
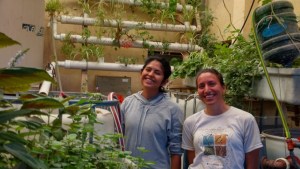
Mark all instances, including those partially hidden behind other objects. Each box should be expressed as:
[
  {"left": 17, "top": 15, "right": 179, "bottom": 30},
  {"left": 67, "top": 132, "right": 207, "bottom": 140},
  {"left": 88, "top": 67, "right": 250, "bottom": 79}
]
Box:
[{"left": 182, "top": 106, "right": 263, "bottom": 169}]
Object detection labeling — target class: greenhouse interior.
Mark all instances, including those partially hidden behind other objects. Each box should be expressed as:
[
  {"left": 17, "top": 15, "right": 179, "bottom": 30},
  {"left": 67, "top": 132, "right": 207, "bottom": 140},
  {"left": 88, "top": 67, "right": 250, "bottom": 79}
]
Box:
[{"left": 0, "top": 0, "right": 300, "bottom": 168}]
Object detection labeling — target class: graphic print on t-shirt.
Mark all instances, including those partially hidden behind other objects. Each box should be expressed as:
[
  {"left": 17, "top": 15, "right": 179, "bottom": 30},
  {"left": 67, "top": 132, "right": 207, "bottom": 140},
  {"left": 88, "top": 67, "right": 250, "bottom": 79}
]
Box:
[{"left": 203, "top": 133, "right": 227, "bottom": 157}]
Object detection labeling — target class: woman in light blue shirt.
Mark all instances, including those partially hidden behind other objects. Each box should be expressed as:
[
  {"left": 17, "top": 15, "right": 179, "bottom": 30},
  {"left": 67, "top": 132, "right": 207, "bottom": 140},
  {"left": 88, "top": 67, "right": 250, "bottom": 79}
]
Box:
[{"left": 121, "top": 55, "right": 183, "bottom": 169}]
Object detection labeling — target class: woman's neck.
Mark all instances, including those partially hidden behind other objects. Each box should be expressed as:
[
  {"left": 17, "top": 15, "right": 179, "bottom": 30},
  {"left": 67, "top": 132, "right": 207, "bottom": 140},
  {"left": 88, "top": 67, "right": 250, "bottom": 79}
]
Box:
[
  {"left": 141, "top": 89, "right": 160, "bottom": 100},
  {"left": 204, "top": 102, "right": 230, "bottom": 116}
]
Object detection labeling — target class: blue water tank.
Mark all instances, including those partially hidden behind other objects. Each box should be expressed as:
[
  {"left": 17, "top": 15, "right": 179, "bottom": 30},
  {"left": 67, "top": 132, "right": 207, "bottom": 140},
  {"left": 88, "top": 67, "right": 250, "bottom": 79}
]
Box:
[{"left": 254, "top": 1, "right": 300, "bottom": 67}]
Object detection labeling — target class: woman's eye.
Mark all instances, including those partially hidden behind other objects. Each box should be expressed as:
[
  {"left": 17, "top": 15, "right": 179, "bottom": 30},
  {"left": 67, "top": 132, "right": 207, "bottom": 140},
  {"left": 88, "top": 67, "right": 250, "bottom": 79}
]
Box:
[
  {"left": 198, "top": 84, "right": 205, "bottom": 89},
  {"left": 145, "top": 68, "right": 152, "bottom": 72},
  {"left": 208, "top": 82, "right": 216, "bottom": 87},
  {"left": 154, "top": 71, "right": 162, "bottom": 75}
]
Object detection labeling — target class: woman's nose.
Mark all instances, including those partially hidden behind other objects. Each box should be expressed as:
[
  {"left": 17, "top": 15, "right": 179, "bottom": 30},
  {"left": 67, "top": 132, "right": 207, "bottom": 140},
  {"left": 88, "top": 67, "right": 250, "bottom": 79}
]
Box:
[
  {"left": 203, "top": 85, "right": 210, "bottom": 92},
  {"left": 148, "top": 71, "right": 154, "bottom": 76}
]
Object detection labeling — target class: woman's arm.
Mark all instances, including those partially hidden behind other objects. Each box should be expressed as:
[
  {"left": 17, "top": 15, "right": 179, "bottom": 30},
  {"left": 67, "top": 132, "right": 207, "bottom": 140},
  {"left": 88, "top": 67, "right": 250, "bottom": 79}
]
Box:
[
  {"left": 171, "top": 154, "right": 181, "bottom": 169},
  {"left": 186, "top": 150, "right": 195, "bottom": 166},
  {"left": 245, "top": 148, "right": 261, "bottom": 169}
]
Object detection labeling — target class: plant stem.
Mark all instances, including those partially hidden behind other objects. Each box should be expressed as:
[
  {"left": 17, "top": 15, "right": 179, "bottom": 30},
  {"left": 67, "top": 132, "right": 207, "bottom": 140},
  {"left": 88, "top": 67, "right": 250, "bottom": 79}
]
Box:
[
  {"left": 50, "top": 14, "right": 63, "bottom": 96},
  {"left": 252, "top": 7, "right": 291, "bottom": 139}
]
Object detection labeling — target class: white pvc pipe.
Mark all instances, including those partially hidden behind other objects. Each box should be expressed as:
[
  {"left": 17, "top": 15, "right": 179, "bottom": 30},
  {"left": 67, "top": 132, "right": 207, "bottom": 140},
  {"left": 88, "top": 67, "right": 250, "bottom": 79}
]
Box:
[
  {"left": 57, "top": 60, "right": 144, "bottom": 72},
  {"left": 57, "top": 60, "right": 175, "bottom": 72},
  {"left": 54, "top": 33, "right": 202, "bottom": 52},
  {"left": 104, "top": 0, "right": 193, "bottom": 12},
  {"left": 53, "top": 15, "right": 202, "bottom": 52},
  {"left": 59, "top": 15, "right": 197, "bottom": 32},
  {"left": 38, "top": 63, "right": 56, "bottom": 95},
  {"left": 39, "top": 80, "right": 52, "bottom": 95}
]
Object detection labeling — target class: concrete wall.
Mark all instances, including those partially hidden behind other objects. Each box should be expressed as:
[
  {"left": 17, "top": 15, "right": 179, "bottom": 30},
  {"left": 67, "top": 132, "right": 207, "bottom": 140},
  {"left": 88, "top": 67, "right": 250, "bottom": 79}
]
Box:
[{"left": 0, "top": 0, "right": 45, "bottom": 68}]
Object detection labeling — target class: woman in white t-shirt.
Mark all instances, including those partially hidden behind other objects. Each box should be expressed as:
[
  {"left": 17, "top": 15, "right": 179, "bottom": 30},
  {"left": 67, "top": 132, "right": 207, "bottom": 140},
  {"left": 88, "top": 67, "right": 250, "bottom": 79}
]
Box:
[{"left": 182, "top": 68, "right": 263, "bottom": 169}]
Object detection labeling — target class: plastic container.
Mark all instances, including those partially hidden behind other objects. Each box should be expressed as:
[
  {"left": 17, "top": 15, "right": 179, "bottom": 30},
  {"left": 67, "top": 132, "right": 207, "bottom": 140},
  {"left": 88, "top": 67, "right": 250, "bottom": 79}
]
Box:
[
  {"left": 254, "top": 1, "right": 299, "bottom": 67},
  {"left": 261, "top": 128, "right": 300, "bottom": 160},
  {"left": 253, "top": 67, "right": 300, "bottom": 105}
]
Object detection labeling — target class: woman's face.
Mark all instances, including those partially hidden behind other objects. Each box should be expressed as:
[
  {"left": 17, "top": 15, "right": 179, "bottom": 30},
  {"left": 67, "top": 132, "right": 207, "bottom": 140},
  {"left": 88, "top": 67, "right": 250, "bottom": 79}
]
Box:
[
  {"left": 196, "top": 72, "right": 225, "bottom": 105},
  {"left": 141, "top": 60, "right": 166, "bottom": 90}
]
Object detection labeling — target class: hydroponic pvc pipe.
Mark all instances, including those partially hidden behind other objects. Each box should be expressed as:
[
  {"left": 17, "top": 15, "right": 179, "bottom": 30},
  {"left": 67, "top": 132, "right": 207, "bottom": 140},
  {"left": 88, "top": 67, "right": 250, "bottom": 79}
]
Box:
[
  {"left": 52, "top": 19, "right": 201, "bottom": 52},
  {"left": 104, "top": 0, "right": 193, "bottom": 12},
  {"left": 54, "top": 32, "right": 202, "bottom": 52},
  {"left": 59, "top": 15, "right": 197, "bottom": 32},
  {"left": 57, "top": 60, "right": 144, "bottom": 72},
  {"left": 38, "top": 62, "right": 56, "bottom": 95},
  {"left": 53, "top": 14, "right": 202, "bottom": 52},
  {"left": 56, "top": 60, "right": 174, "bottom": 72}
]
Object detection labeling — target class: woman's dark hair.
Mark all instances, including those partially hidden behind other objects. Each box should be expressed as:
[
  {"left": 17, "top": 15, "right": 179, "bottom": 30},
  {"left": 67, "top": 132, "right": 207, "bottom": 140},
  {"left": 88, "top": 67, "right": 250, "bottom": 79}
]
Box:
[
  {"left": 195, "top": 68, "right": 225, "bottom": 87},
  {"left": 141, "top": 55, "right": 172, "bottom": 92}
]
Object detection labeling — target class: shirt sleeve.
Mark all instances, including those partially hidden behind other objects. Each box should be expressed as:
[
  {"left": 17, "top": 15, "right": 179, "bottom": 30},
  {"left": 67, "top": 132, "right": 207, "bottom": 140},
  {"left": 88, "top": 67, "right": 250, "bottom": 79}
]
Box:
[
  {"left": 181, "top": 116, "right": 195, "bottom": 151},
  {"left": 243, "top": 115, "right": 263, "bottom": 153},
  {"left": 168, "top": 105, "right": 184, "bottom": 155}
]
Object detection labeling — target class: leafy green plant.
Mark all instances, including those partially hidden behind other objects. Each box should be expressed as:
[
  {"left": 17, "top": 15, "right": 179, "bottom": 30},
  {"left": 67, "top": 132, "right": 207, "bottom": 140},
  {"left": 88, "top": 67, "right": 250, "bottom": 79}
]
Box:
[
  {"left": 196, "top": 9, "right": 218, "bottom": 56},
  {"left": 212, "top": 31, "right": 262, "bottom": 108},
  {"left": 140, "top": 0, "right": 161, "bottom": 16},
  {"left": 171, "top": 51, "right": 214, "bottom": 78},
  {"left": 162, "top": 41, "right": 170, "bottom": 53},
  {"left": 22, "top": 95, "right": 144, "bottom": 169},
  {"left": 158, "top": 0, "right": 177, "bottom": 23},
  {"left": 61, "top": 32, "right": 104, "bottom": 61},
  {"left": 182, "top": 6, "right": 195, "bottom": 23},
  {"left": 45, "top": 0, "right": 64, "bottom": 16},
  {"left": 116, "top": 56, "right": 138, "bottom": 66},
  {"left": 139, "top": 0, "right": 177, "bottom": 23},
  {"left": 0, "top": 33, "right": 56, "bottom": 169},
  {"left": 1, "top": 92, "right": 151, "bottom": 169},
  {"left": 0, "top": 32, "right": 149, "bottom": 169},
  {"left": 172, "top": 29, "right": 262, "bottom": 109}
]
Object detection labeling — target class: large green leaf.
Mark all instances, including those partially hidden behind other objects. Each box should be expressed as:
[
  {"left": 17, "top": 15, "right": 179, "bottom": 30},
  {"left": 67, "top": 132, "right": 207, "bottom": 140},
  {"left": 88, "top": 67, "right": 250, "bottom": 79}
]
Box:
[
  {"left": 0, "top": 131, "right": 27, "bottom": 145},
  {"left": 0, "top": 67, "right": 56, "bottom": 92},
  {"left": 0, "top": 109, "right": 44, "bottom": 123},
  {"left": 0, "top": 32, "right": 20, "bottom": 48},
  {"left": 4, "top": 143, "right": 47, "bottom": 169},
  {"left": 21, "top": 97, "right": 65, "bottom": 109},
  {"left": 20, "top": 93, "right": 44, "bottom": 100},
  {"left": 13, "top": 119, "right": 44, "bottom": 130}
]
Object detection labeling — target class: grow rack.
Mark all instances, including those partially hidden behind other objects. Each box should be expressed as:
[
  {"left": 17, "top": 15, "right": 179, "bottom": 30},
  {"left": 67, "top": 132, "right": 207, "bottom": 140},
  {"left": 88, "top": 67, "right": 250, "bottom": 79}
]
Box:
[{"left": 252, "top": 1, "right": 300, "bottom": 168}]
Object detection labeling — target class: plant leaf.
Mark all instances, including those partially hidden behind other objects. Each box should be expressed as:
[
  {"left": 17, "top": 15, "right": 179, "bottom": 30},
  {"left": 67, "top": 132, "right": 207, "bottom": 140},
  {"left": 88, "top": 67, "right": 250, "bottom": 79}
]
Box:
[
  {"left": 0, "top": 32, "right": 21, "bottom": 48},
  {"left": 0, "top": 131, "right": 27, "bottom": 145},
  {"left": 0, "top": 67, "right": 56, "bottom": 92},
  {"left": 4, "top": 143, "right": 47, "bottom": 169},
  {"left": 0, "top": 109, "right": 43, "bottom": 123},
  {"left": 21, "top": 97, "right": 64, "bottom": 109}
]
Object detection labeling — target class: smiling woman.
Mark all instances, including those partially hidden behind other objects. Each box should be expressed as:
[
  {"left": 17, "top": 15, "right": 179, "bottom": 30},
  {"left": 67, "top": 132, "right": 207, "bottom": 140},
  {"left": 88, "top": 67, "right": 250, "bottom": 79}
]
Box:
[
  {"left": 120, "top": 55, "right": 184, "bottom": 169},
  {"left": 182, "top": 68, "right": 263, "bottom": 169}
]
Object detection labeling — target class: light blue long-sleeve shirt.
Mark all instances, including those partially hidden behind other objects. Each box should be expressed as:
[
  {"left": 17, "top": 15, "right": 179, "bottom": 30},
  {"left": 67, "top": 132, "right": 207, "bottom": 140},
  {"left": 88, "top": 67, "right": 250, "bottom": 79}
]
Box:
[{"left": 120, "top": 91, "right": 183, "bottom": 169}]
